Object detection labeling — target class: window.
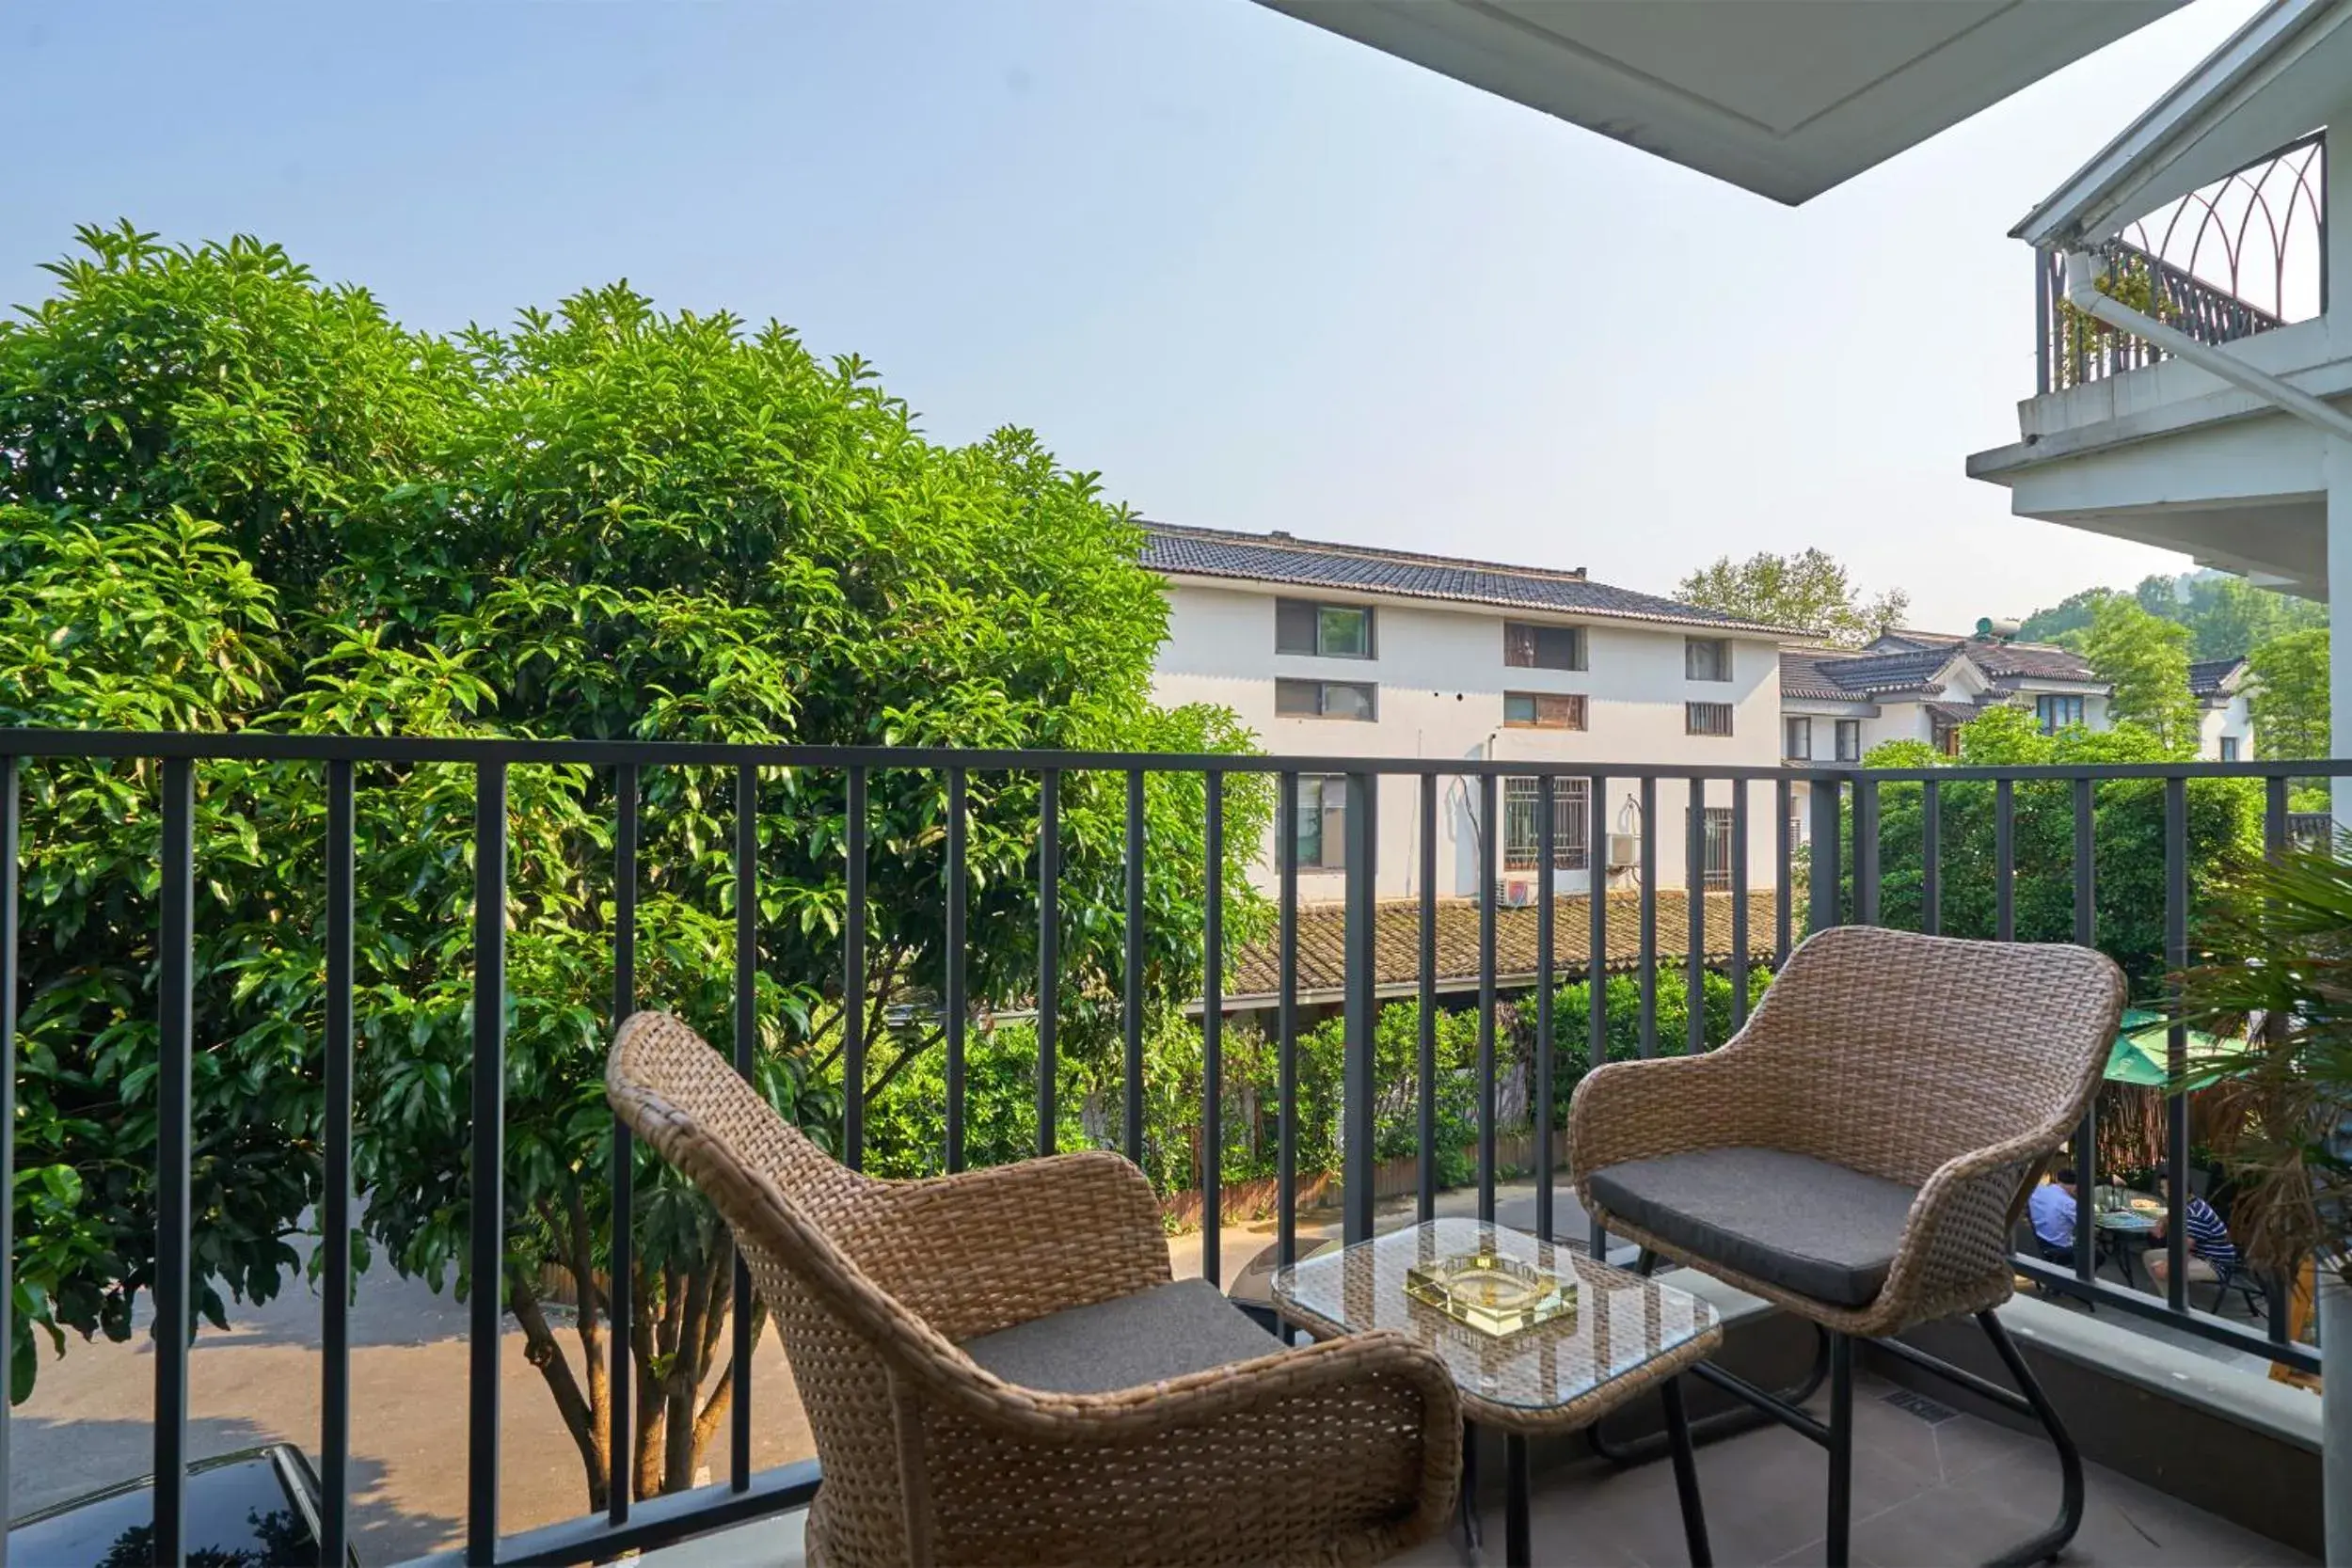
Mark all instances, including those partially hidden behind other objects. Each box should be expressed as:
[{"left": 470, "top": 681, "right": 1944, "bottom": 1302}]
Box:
[
  {"left": 1686, "top": 701, "right": 1734, "bottom": 737},
  {"left": 1701, "top": 806, "right": 1735, "bottom": 892},
  {"left": 1275, "top": 678, "right": 1377, "bottom": 721},
  {"left": 1503, "top": 691, "right": 1587, "bottom": 730},
  {"left": 1276, "top": 598, "right": 1374, "bottom": 658},
  {"left": 2035, "top": 693, "right": 2085, "bottom": 734},
  {"left": 1783, "top": 717, "right": 1812, "bottom": 761},
  {"left": 1294, "top": 775, "right": 1347, "bottom": 869},
  {"left": 1504, "top": 622, "right": 1584, "bottom": 671},
  {"left": 1502, "top": 777, "right": 1592, "bottom": 872},
  {"left": 1835, "top": 720, "right": 1861, "bottom": 762},
  {"left": 2219, "top": 736, "right": 2241, "bottom": 762},
  {"left": 1685, "top": 637, "right": 1732, "bottom": 682},
  {"left": 1933, "top": 716, "right": 1963, "bottom": 758}
]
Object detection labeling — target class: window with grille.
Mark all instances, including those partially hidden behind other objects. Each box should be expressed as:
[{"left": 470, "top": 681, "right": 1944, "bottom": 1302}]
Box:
[
  {"left": 1275, "top": 678, "right": 1377, "bottom": 721},
  {"left": 1504, "top": 622, "right": 1584, "bottom": 671},
  {"left": 1295, "top": 775, "right": 1347, "bottom": 868},
  {"left": 1784, "top": 717, "right": 1812, "bottom": 760},
  {"left": 1502, "top": 691, "right": 1587, "bottom": 730},
  {"left": 1701, "top": 806, "right": 1735, "bottom": 892},
  {"left": 1275, "top": 598, "right": 1375, "bottom": 658},
  {"left": 1685, "top": 637, "right": 1732, "bottom": 682},
  {"left": 1686, "top": 701, "right": 1734, "bottom": 736},
  {"left": 2035, "top": 693, "right": 2085, "bottom": 734},
  {"left": 1502, "top": 777, "right": 1591, "bottom": 872}
]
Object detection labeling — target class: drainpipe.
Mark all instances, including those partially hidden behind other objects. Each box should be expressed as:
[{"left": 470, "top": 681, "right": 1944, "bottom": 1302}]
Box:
[{"left": 2059, "top": 251, "right": 2352, "bottom": 443}]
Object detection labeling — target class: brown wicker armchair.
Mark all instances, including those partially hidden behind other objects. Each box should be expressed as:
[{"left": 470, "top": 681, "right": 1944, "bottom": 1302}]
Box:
[
  {"left": 1569, "top": 927, "right": 2124, "bottom": 1568},
  {"left": 608, "top": 1010, "right": 1461, "bottom": 1568}
]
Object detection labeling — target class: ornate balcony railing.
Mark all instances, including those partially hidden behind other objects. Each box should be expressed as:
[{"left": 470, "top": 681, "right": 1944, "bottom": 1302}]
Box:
[
  {"left": 0, "top": 731, "right": 2338, "bottom": 1564},
  {"left": 2037, "top": 130, "right": 2325, "bottom": 393}
]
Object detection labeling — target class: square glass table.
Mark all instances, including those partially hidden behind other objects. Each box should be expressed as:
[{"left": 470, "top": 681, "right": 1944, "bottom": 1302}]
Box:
[{"left": 1274, "top": 1217, "right": 1719, "bottom": 1568}]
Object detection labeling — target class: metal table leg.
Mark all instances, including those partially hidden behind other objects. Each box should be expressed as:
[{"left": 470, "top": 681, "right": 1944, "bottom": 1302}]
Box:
[
  {"left": 1661, "top": 1375, "right": 1712, "bottom": 1567},
  {"left": 1505, "top": 1433, "right": 1532, "bottom": 1568},
  {"left": 1460, "top": 1420, "right": 1482, "bottom": 1558}
]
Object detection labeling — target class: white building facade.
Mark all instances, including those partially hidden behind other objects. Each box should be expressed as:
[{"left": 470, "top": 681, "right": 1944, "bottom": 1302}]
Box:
[
  {"left": 1144, "top": 524, "right": 1789, "bottom": 904},
  {"left": 1781, "top": 630, "right": 2113, "bottom": 768}
]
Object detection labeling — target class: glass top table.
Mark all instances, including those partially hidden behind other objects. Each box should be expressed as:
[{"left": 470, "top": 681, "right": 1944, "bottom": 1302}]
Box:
[
  {"left": 1272, "top": 1216, "right": 1722, "bottom": 1428},
  {"left": 1274, "top": 1218, "right": 1720, "bottom": 1568}
]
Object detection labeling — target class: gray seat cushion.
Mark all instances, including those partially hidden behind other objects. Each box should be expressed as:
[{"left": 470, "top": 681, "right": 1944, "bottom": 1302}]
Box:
[
  {"left": 1586, "top": 1148, "right": 1918, "bottom": 1307},
  {"left": 957, "top": 1277, "right": 1280, "bottom": 1394}
]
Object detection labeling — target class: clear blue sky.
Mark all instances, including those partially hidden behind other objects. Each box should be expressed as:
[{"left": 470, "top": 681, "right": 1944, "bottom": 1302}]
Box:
[{"left": 5, "top": 0, "right": 2263, "bottom": 627}]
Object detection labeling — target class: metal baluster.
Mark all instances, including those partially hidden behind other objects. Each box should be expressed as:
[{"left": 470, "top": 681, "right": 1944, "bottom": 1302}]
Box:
[
  {"left": 1995, "top": 779, "right": 2016, "bottom": 942},
  {"left": 1684, "top": 779, "right": 1705, "bottom": 1056},
  {"left": 946, "top": 768, "right": 967, "bottom": 1174},
  {"left": 1342, "top": 771, "right": 1376, "bottom": 1244},
  {"left": 1124, "top": 770, "right": 1145, "bottom": 1168},
  {"left": 1729, "top": 779, "right": 1749, "bottom": 1032},
  {"left": 323, "top": 761, "right": 356, "bottom": 1561},
  {"left": 2164, "top": 777, "right": 2188, "bottom": 1310},
  {"left": 609, "top": 763, "right": 638, "bottom": 1523},
  {"left": 1202, "top": 774, "right": 1224, "bottom": 1287},
  {"left": 1417, "top": 773, "right": 1438, "bottom": 1223},
  {"left": 1638, "top": 776, "right": 1658, "bottom": 1057},
  {"left": 1774, "top": 779, "right": 1793, "bottom": 964},
  {"left": 1921, "top": 780, "right": 1942, "bottom": 937},
  {"left": 1587, "top": 774, "right": 1610, "bottom": 1261},
  {"left": 156, "top": 758, "right": 196, "bottom": 1568},
  {"left": 1852, "top": 777, "right": 1880, "bottom": 927},
  {"left": 468, "top": 761, "right": 507, "bottom": 1566},
  {"left": 1034, "top": 769, "right": 1056, "bottom": 1159},
  {"left": 1279, "top": 771, "right": 1299, "bottom": 1267},
  {"left": 846, "top": 768, "right": 868, "bottom": 1169},
  {"left": 2264, "top": 775, "right": 2292, "bottom": 1341},
  {"left": 1477, "top": 771, "right": 1498, "bottom": 1219},
  {"left": 1536, "top": 776, "right": 1556, "bottom": 1240},
  {"left": 731, "top": 764, "right": 756, "bottom": 1489},
  {"left": 2071, "top": 777, "right": 2097, "bottom": 1289}
]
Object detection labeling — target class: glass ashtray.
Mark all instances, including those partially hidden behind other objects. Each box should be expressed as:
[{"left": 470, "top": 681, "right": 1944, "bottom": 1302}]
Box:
[{"left": 1404, "top": 1249, "right": 1576, "bottom": 1338}]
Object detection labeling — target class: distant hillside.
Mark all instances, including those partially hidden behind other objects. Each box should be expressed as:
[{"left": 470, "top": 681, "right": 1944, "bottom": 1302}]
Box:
[{"left": 2018, "top": 570, "right": 2324, "bottom": 657}]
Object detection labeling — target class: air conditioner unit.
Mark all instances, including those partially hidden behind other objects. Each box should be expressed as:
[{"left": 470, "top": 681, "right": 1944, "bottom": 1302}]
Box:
[
  {"left": 1606, "top": 832, "right": 1641, "bottom": 870},
  {"left": 1500, "top": 878, "right": 1534, "bottom": 907}
]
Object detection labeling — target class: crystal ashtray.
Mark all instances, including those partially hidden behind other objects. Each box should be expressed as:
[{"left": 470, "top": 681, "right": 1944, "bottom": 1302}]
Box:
[{"left": 1403, "top": 1249, "right": 1576, "bottom": 1338}]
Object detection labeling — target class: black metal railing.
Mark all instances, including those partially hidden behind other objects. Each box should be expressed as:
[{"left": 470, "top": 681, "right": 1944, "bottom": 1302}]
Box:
[
  {"left": 0, "top": 732, "right": 2342, "bottom": 1565},
  {"left": 2036, "top": 130, "right": 2325, "bottom": 394}
]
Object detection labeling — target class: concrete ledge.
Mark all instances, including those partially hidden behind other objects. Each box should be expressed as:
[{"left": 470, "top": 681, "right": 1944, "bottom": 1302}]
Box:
[{"left": 1880, "top": 1296, "right": 2321, "bottom": 1559}]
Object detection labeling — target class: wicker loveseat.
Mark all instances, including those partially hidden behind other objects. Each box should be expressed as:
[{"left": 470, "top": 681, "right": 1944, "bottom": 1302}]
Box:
[
  {"left": 1570, "top": 927, "right": 2124, "bottom": 1568},
  {"left": 608, "top": 1010, "right": 1461, "bottom": 1568}
]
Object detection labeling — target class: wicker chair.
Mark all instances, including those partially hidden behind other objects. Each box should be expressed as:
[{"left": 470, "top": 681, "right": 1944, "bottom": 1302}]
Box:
[
  {"left": 1569, "top": 927, "right": 2124, "bottom": 1568},
  {"left": 607, "top": 1010, "right": 1461, "bottom": 1568}
]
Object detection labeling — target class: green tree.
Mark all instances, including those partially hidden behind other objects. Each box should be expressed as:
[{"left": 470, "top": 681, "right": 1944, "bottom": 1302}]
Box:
[
  {"left": 0, "top": 226, "right": 1267, "bottom": 1507},
  {"left": 1676, "top": 548, "right": 1908, "bottom": 648},
  {"left": 2082, "top": 595, "right": 2201, "bottom": 754},
  {"left": 1858, "top": 709, "right": 2262, "bottom": 990},
  {"left": 2018, "top": 588, "right": 2125, "bottom": 648},
  {"left": 2249, "top": 627, "right": 2331, "bottom": 764}
]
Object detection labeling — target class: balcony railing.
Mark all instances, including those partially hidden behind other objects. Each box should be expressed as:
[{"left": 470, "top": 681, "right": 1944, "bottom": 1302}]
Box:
[
  {"left": 2036, "top": 130, "right": 2325, "bottom": 393},
  {"left": 0, "top": 730, "right": 2340, "bottom": 1565}
]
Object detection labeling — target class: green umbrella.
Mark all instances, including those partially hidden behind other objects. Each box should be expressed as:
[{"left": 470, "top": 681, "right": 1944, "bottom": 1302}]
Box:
[{"left": 2103, "top": 1007, "right": 2236, "bottom": 1088}]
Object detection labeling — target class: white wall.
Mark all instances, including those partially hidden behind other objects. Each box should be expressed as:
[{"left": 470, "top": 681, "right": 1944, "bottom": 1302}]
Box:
[
  {"left": 1152, "top": 579, "right": 1784, "bottom": 900},
  {"left": 2199, "top": 692, "right": 2253, "bottom": 760}
]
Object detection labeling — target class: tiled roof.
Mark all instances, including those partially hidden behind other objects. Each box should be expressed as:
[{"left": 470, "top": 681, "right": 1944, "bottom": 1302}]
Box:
[
  {"left": 1971, "top": 641, "right": 2097, "bottom": 683},
  {"left": 1788, "top": 636, "right": 2098, "bottom": 700},
  {"left": 1924, "top": 701, "right": 1982, "bottom": 725},
  {"left": 1779, "top": 649, "right": 1855, "bottom": 702},
  {"left": 2187, "top": 656, "right": 2246, "bottom": 697},
  {"left": 1813, "top": 646, "right": 1957, "bottom": 693},
  {"left": 1140, "top": 523, "right": 1794, "bottom": 635},
  {"left": 1225, "top": 890, "right": 1778, "bottom": 1004}
]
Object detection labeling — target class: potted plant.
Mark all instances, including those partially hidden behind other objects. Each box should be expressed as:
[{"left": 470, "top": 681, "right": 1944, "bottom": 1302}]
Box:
[{"left": 2174, "top": 841, "right": 2352, "bottom": 1551}]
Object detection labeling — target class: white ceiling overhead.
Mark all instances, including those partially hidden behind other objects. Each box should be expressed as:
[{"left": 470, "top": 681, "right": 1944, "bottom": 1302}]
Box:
[{"left": 1256, "top": 0, "right": 2186, "bottom": 205}]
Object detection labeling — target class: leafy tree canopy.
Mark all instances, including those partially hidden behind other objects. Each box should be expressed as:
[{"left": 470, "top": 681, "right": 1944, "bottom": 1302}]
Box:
[
  {"left": 2248, "top": 627, "right": 2330, "bottom": 766},
  {"left": 2081, "top": 595, "right": 2201, "bottom": 755},
  {"left": 2019, "top": 571, "right": 2323, "bottom": 657},
  {"left": 0, "top": 225, "right": 1268, "bottom": 1505},
  {"left": 1675, "top": 548, "right": 1907, "bottom": 648}
]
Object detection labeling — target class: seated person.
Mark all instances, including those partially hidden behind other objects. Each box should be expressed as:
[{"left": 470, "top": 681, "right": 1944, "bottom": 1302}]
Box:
[
  {"left": 2147, "top": 1174, "right": 2239, "bottom": 1291},
  {"left": 2026, "top": 1167, "right": 2079, "bottom": 1264}
]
